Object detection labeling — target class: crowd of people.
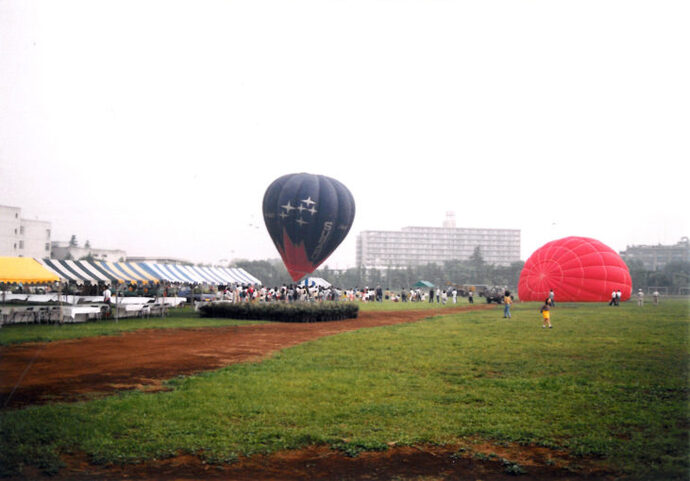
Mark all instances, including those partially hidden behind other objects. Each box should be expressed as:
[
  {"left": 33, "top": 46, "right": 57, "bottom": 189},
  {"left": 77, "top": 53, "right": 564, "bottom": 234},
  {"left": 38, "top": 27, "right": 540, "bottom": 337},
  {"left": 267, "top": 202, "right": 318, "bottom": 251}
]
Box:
[
  {"left": 215, "top": 284, "right": 344, "bottom": 303},
  {"left": 210, "top": 284, "right": 481, "bottom": 305}
]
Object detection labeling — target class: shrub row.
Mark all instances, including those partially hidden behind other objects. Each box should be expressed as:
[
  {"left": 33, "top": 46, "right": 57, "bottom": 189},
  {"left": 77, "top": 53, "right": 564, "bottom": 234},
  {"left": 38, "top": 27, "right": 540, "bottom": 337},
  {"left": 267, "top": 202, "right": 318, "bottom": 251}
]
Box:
[{"left": 198, "top": 302, "right": 359, "bottom": 322}]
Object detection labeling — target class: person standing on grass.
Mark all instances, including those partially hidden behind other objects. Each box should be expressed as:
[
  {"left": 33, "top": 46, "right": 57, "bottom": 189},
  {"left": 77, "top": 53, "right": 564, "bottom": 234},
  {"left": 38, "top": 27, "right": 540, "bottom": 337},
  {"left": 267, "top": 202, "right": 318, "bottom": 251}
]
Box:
[
  {"left": 503, "top": 290, "right": 513, "bottom": 318},
  {"left": 616, "top": 289, "right": 622, "bottom": 306},
  {"left": 429, "top": 287, "right": 434, "bottom": 303},
  {"left": 653, "top": 290, "right": 660, "bottom": 305},
  {"left": 549, "top": 289, "right": 555, "bottom": 307},
  {"left": 540, "top": 298, "right": 552, "bottom": 328},
  {"left": 609, "top": 290, "right": 617, "bottom": 306},
  {"left": 637, "top": 289, "right": 644, "bottom": 306}
]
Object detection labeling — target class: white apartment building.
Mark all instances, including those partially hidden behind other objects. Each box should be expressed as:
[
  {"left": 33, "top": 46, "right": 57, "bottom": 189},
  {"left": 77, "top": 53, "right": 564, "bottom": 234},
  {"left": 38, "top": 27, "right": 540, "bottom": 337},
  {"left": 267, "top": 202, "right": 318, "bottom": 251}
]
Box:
[
  {"left": 0, "top": 205, "right": 52, "bottom": 258},
  {"left": 51, "top": 242, "right": 127, "bottom": 262},
  {"left": 356, "top": 214, "right": 520, "bottom": 268}
]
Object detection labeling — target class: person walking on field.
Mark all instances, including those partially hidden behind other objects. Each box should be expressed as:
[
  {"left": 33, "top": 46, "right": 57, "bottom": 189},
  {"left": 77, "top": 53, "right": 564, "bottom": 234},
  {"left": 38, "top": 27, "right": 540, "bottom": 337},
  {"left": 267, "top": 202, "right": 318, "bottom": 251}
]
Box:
[
  {"left": 503, "top": 290, "right": 513, "bottom": 318},
  {"left": 609, "top": 290, "right": 617, "bottom": 306},
  {"left": 540, "top": 299, "right": 552, "bottom": 328}
]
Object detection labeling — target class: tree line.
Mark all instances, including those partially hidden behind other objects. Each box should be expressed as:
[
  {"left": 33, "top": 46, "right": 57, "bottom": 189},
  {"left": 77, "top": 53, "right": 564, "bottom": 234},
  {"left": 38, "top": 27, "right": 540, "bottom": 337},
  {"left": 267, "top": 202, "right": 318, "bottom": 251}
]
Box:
[
  {"left": 234, "top": 252, "right": 690, "bottom": 295},
  {"left": 234, "top": 248, "right": 524, "bottom": 291},
  {"left": 625, "top": 259, "right": 690, "bottom": 294}
]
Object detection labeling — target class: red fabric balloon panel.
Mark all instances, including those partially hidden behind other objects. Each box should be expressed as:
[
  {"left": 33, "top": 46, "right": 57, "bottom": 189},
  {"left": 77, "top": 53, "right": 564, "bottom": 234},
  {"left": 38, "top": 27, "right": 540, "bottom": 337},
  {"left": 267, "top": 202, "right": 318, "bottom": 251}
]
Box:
[{"left": 518, "top": 236, "right": 632, "bottom": 302}]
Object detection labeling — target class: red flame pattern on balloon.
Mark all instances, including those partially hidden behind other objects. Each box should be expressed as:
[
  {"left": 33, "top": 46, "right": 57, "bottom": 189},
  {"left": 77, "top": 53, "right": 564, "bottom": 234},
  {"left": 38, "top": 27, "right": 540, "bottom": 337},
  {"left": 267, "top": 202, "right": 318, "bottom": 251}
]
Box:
[
  {"left": 518, "top": 236, "right": 632, "bottom": 302},
  {"left": 278, "top": 229, "right": 316, "bottom": 281}
]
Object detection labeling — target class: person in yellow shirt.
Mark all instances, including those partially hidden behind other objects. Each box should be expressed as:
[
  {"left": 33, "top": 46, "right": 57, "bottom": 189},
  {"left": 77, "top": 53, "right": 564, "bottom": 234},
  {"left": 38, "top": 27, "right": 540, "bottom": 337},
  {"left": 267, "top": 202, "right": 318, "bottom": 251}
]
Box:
[
  {"left": 540, "top": 298, "right": 552, "bottom": 328},
  {"left": 503, "top": 290, "right": 513, "bottom": 318}
]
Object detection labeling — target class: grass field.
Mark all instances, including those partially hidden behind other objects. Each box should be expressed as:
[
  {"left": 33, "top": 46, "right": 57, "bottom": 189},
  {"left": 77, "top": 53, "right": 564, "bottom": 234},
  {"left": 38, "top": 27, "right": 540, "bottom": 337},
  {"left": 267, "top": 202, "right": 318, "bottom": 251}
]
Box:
[
  {"left": 0, "top": 299, "right": 463, "bottom": 345},
  {"left": 1, "top": 299, "right": 688, "bottom": 478},
  {"left": 0, "top": 307, "right": 269, "bottom": 345}
]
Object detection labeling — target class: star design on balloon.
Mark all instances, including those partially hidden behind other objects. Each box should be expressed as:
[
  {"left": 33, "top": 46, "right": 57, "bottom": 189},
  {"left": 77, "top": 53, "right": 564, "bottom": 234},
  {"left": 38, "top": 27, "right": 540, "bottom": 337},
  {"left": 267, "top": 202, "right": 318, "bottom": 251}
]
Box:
[
  {"left": 281, "top": 201, "right": 296, "bottom": 213},
  {"left": 275, "top": 197, "right": 318, "bottom": 225}
]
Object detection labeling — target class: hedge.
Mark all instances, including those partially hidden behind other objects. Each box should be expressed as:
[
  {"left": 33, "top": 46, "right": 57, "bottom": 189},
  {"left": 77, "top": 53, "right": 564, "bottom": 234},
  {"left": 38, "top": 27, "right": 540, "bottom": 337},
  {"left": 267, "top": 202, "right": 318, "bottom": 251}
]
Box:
[{"left": 198, "top": 302, "right": 359, "bottom": 322}]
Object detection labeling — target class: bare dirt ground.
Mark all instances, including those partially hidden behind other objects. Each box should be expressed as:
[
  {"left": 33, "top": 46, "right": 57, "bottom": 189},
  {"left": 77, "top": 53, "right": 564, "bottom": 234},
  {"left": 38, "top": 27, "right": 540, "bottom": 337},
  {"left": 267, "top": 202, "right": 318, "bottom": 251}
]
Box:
[{"left": 0, "top": 305, "right": 618, "bottom": 480}]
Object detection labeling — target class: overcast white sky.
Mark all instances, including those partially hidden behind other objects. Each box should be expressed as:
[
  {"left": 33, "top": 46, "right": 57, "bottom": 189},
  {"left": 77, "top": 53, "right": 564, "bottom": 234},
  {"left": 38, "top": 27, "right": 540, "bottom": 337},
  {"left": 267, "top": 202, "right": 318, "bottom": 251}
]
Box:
[{"left": 1, "top": 0, "right": 688, "bottom": 269}]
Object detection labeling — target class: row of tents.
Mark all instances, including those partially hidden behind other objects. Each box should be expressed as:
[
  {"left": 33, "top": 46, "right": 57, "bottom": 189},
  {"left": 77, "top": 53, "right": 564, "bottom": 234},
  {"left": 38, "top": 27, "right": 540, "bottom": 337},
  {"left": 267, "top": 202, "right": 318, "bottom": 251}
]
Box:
[{"left": 0, "top": 257, "right": 262, "bottom": 285}]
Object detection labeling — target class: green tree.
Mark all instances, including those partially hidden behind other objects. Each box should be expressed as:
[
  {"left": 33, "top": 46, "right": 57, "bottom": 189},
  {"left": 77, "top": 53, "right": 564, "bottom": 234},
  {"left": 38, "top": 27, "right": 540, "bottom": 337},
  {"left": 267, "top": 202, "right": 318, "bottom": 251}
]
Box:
[
  {"left": 470, "top": 246, "right": 484, "bottom": 267},
  {"left": 233, "top": 259, "right": 291, "bottom": 286},
  {"left": 625, "top": 258, "right": 649, "bottom": 290},
  {"left": 663, "top": 261, "right": 690, "bottom": 291}
]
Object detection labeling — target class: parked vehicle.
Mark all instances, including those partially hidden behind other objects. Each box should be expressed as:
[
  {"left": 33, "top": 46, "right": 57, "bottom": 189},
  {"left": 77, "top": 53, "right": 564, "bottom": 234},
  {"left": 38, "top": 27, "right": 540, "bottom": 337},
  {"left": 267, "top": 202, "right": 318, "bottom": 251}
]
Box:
[{"left": 479, "top": 286, "right": 509, "bottom": 304}]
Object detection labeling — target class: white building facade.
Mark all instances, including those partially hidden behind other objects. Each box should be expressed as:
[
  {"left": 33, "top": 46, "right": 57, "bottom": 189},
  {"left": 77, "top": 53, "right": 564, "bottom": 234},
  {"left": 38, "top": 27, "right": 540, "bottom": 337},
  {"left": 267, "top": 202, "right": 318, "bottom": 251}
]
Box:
[
  {"left": 51, "top": 242, "right": 127, "bottom": 262},
  {"left": 619, "top": 237, "right": 690, "bottom": 271},
  {"left": 0, "top": 205, "right": 52, "bottom": 258},
  {"left": 357, "top": 224, "right": 521, "bottom": 268}
]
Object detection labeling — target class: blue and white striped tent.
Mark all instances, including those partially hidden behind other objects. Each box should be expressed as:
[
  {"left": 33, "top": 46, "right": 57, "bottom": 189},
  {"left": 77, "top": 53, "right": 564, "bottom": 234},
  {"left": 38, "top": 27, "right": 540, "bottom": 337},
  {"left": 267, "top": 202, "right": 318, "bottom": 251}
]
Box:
[{"left": 38, "top": 259, "right": 261, "bottom": 285}]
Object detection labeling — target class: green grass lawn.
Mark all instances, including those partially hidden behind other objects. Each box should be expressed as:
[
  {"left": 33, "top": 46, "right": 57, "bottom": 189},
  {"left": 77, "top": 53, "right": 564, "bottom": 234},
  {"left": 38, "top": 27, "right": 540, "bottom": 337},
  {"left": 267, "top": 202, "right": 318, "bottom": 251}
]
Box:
[
  {"left": 0, "top": 307, "right": 269, "bottom": 345},
  {"left": 1, "top": 300, "right": 688, "bottom": 478},
  {"left": 0, "top": 298, "right": 470, "bottom": 345},
  {"left": 359, "top": 297, "right": 485, "bottom": 311}
]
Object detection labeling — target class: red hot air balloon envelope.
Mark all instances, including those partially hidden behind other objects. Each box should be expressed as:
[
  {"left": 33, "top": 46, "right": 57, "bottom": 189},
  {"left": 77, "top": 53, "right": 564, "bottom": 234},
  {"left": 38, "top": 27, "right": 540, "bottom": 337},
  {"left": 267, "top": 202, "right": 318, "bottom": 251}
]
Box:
[
  {"left": 263, "top": 173, "right": 356, "bottom": 281},
  {"left": 518, "top": 236, "right": 632, "bottom": 302}
]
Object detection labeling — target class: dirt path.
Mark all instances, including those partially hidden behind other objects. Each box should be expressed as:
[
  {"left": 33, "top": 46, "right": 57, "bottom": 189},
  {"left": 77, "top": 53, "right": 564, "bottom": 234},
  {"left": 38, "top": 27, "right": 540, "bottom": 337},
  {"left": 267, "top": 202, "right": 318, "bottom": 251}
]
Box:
[
  {"left": 0, "top": 305, "right": 491, "bottom": 409},
  {"left": 18, "top": 443, "right": 613, "bottom": 481},
  {"left": 1, "top": 304, "right": 615, "bottom": 480}
]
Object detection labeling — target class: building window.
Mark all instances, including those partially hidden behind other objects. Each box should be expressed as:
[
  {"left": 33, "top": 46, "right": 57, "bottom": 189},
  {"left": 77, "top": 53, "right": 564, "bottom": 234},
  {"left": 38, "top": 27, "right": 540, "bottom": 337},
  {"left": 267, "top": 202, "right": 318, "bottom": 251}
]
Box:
[
  {"left": 45, "top": 243, "right": 50, "bottom": 251},
  {"left": 46, "top": 229, "right": 51, "bottom": 239},
  {"left": 19, "top": 240, "right": 24, "bottom": 249},
  {"left": 20, "top": 226, "right": 25, "bottom": 235}
]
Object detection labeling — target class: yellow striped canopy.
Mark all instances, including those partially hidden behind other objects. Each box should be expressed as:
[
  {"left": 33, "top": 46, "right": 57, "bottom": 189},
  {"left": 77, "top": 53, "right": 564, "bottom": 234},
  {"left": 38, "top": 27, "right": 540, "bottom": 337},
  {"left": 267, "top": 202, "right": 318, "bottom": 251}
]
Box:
[{"left": 0, "top": 257, "right": 60, "bottom": 284}]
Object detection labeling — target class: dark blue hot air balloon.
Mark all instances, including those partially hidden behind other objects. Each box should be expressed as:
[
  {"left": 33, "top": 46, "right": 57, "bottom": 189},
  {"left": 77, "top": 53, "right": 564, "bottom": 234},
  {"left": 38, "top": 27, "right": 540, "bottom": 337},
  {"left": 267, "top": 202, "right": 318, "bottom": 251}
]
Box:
[{"left": 263, "top": 173, "right": 355, "bottom": 281}]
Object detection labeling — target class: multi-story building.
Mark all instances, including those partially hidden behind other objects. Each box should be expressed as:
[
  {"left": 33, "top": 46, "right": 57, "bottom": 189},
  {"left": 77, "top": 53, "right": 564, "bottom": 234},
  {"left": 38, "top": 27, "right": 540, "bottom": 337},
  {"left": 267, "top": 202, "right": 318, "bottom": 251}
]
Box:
[
  {"left": 0, "top": 205, "right": 52, "bottom": 258},
  {"left": 51, "top": 242, "right": 127, "bottom": 262},
  {"left": 620, "top": 237, "right": 689, "bottom": 271},
  {"left": 356, "top": 213, "right": 520, "bottom": 268}
]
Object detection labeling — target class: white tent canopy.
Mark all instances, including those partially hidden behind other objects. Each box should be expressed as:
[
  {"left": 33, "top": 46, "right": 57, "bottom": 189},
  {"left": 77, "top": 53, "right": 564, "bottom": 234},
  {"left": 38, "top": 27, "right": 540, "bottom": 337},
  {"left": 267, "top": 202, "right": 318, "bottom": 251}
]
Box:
[
  {"left": 37, "top": 259, "right": 262, "bottom": 285},
  {"left": 299, "top": 277, "right": 332, "bottom": 288}
]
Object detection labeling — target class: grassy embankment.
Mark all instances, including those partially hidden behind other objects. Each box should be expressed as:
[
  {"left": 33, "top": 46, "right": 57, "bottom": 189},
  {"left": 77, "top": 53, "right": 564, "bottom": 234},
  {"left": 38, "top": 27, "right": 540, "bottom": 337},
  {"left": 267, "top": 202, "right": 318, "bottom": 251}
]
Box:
[{"left": 1, "top": 300, "right": 688, "bottom": 478}]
